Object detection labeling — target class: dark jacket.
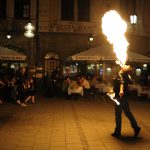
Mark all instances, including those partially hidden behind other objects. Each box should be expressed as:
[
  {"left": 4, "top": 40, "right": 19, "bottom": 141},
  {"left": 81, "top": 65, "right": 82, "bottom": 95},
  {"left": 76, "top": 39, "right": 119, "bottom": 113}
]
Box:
[{"left": 113, "top": 72, "right": 132, "bottom": 98}]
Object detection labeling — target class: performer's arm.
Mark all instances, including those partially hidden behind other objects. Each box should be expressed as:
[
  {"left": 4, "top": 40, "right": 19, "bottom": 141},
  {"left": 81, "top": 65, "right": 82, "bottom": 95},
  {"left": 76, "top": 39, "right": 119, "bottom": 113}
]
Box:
[
  {"left": 118, "top": 72, "right": 124, "bottom": 97},
  {"left": 119, "top": 83, "right": 124, "bottom": 97}
]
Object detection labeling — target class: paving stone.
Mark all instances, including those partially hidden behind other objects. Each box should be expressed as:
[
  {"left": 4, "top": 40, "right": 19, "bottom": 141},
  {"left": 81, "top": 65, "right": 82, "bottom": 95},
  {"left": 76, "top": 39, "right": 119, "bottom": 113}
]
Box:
[{"left": 0, "top": 95, "right": 150, "bottom": 150}]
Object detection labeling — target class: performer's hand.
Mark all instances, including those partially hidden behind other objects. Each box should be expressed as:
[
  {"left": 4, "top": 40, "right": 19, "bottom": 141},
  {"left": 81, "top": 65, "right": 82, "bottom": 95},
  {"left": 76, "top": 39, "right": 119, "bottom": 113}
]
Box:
[{"left": 119, "top": 92, "right": 124, "bottom": 97}]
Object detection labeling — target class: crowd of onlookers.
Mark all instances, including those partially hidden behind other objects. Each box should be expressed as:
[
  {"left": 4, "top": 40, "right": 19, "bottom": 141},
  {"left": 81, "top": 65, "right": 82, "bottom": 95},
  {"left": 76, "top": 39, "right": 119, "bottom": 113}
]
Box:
[
  {"left": 0, "top": 66, "right": 102, "bottom": 106},
  {"left": 44, "top": 67, "right": 101, "bottom": 99},
  {"left": 0, "top": 67, "right": 35, "bottom": 106}
]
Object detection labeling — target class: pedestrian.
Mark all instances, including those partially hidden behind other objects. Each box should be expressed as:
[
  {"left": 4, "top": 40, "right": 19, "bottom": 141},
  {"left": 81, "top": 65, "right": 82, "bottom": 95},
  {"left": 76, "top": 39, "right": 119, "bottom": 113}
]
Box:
[
  {"left": 61, "top": 76, "right": 71, "bottom": 98},
  {"left": 25, "top": 77, "right": 35, "bottom": 104},
  {"left": 111, "top": 65, "right": 141, "bottom": 138},
  {"left": 16, "top": 67, "right": 28, "bottom": 107},
  {"left": 0, "top": 75, "right": 6, "bottom": 104}
]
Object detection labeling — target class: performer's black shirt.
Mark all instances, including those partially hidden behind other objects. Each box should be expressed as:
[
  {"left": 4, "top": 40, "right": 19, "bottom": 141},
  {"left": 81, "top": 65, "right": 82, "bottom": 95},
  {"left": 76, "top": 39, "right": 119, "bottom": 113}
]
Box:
[{"left": 113, "top": 72, "right": 132, "bottom": 97}]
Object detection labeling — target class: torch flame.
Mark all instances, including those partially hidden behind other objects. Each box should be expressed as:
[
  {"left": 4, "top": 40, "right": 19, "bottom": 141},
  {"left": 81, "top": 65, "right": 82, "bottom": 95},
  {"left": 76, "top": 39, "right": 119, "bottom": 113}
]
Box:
[{"left": 102, "top": 10, "right": 129, "bottom": 65}]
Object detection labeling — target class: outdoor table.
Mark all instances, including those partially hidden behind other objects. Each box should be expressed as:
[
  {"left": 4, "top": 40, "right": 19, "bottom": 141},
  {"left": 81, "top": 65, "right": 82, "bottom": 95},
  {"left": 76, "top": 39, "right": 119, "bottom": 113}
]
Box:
[
  {"left": 129, "top": 84, "right": 150, "bottom": 99},
  {"left": 95, "top": 83, "right": 112, "bottom": 93},
  {"left": 68, "top": 86, "right": 84, "bottom": 96}
]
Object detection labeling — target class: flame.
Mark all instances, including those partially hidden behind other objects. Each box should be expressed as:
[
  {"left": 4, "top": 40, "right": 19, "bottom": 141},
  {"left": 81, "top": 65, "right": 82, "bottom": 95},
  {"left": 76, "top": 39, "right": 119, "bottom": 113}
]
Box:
[{"left": 102, "top": 10, "right": 129, "bottom": 65}]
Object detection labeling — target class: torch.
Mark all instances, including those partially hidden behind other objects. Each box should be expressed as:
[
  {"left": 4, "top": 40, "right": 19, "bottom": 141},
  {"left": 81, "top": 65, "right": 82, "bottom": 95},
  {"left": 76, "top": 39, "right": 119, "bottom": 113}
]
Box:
[{"left": 107, "top": 92, "right": 120, "bottom": 105}]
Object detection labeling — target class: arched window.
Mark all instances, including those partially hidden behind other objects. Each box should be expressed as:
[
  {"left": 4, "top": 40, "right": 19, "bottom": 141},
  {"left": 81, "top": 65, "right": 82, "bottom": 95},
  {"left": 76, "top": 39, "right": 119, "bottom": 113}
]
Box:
[{"left": 44, "top": 52, "right": 59, "bottom": 75}]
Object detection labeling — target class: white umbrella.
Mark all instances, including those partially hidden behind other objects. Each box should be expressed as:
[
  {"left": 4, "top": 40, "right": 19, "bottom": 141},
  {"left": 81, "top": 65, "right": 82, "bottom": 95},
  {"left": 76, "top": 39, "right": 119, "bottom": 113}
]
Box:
[
  {"left": 69, "top": 44, "right": 150, "bottom": 63},
  {"left": 71, "top": 44, "right": 115, "bottom": 61},
  {"left": 0, "top": 46, "right": 26, "bottom": 61}
]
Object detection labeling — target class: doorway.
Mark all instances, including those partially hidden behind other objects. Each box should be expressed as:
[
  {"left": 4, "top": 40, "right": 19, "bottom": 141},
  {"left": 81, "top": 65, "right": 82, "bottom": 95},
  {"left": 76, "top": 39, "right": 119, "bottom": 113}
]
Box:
[{"left": 44, "top": 52, "right": 59, "bottom": 76}]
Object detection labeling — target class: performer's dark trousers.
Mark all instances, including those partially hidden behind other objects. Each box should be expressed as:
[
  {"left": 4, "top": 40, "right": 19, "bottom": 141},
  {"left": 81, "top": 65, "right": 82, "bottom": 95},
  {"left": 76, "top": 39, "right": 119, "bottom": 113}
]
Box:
[{"left": 114, "top": 97, "right": 139, "bottom": 133}]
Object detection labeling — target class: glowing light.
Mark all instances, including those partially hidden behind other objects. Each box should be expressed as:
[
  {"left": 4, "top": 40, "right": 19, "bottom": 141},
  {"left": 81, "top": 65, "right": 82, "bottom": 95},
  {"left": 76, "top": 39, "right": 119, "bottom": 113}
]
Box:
[
  {"left": 102, "top": 10, "right": 129, "bottom": 65},
  {"left": 24, "top": 22, "right": 35, "bottom": 38},
  {"left": 24, "top": 23, "right": 35, "bottom": 31},
  {"left": 130, "top": 14, "right": 137, "bottom": 24},
  {"left": 6, "top": 34, "right": 11, "bottom": 39},
  {"left": 107, "top": 92, "right": 120, "bottom": 105},
  {"left": 24, "top": 30, "right": 35, "bottom": 38},
  {"left": 143, "top": 64, "right": 147, "bottom": 67}
]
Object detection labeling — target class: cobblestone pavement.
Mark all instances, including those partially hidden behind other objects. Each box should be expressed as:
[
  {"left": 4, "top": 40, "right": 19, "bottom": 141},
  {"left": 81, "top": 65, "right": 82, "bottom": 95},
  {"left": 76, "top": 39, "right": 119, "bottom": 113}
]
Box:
[{"left": 0, "top": 94, "right": 150, "bottom": 150}]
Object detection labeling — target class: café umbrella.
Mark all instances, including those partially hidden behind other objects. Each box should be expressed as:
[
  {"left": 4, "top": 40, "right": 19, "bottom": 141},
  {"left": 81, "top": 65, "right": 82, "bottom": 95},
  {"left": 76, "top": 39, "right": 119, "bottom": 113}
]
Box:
[
  {"left": 68, "top": 44, "right": 150, "bottom": 63},
  {"left": 0, "top": 46, "right": 26, "bottom": 61}
]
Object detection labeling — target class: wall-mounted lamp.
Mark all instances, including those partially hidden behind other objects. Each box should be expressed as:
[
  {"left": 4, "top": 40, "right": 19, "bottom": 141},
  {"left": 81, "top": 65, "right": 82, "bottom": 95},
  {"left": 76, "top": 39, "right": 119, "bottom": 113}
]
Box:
[
  {"left": 6, "top": 33, "right": 12, "bottom": 39},
  {"left": 89, "top": 34, "right": 94, "bottom": 42},
  {"left": 6, "top": 31, "right": 12, "bottom": 39},
  {"left": 130, "top": 14, "right": 137, "bottom": 25}
]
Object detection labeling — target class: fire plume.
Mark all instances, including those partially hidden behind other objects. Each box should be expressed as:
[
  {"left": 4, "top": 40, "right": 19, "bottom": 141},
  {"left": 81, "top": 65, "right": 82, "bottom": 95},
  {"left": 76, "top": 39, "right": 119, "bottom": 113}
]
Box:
[{"left": 102, "top": 10, "right": 129, "bottom": 65}]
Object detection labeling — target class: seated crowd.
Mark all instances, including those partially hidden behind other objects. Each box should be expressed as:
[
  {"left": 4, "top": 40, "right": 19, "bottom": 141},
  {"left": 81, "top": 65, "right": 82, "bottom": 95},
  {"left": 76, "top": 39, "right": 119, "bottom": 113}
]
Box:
[
  {"left": 0, "top": 67, "right": 35, "bottom": 107},
  {"left": 61, "top": 75, "right": 100, "bottom": 99},
  {"left": 0, "top": 66, "right": 101, "bottom": 106}
]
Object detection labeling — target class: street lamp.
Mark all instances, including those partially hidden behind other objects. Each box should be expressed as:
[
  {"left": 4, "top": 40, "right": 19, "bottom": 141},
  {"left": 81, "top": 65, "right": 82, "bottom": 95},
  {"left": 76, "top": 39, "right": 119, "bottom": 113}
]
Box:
[
  {"left": 24, "top": 22, "right": 35, "bottom": 77},
  {"left": 24, "top": 22, "right": 35, "bottom": 38}
]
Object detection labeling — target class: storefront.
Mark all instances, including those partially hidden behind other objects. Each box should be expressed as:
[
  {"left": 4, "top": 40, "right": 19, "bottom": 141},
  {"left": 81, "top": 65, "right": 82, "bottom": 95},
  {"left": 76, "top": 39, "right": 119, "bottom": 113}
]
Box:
[
  {"left": 0, "top": 46, "right": 27, "bottom": 74},
  {"left": 65, "top": 44, "right": 150, "bottom": 84}
]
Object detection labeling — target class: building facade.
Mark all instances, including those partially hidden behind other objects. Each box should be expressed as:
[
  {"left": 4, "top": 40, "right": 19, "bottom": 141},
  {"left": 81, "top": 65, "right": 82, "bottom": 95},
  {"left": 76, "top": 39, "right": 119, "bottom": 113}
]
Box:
[{"left": 0, "top": 0, "right": 150, "bottom": 78}]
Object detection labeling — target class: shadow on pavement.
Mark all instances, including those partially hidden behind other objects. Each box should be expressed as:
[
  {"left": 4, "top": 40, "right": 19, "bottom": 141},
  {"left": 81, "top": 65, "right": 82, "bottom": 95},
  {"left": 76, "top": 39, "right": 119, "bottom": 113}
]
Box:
[
  {"left": 0, "top": 113, "right": 13, "bottom": 127},
  {"left": 117, "top": 135, "right": 143, "bottom": 143}
]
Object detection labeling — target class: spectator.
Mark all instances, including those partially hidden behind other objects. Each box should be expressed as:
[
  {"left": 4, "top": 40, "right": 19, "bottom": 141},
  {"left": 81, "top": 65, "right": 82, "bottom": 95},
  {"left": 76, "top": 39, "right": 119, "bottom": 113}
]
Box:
[
  {"left": 9, "top": 76, "right": 19, "bottom": 104},
  {"left": 25, "top": 77, "right": 35, "bottom": 104},
  {"left": 80, "top": 76, "right": 90, "bottom": 90},
  {"left": 80, "top": 76, "right": 90, "bottom": 96},
  {"left": 16, "top": 67, "right": 28, "bottom": 107},
  {"left": 61, "top": 76, "right": 71, "bottom": 97},
  {"left": 0, "top": 75, "right": 5, "bottom": 104}
]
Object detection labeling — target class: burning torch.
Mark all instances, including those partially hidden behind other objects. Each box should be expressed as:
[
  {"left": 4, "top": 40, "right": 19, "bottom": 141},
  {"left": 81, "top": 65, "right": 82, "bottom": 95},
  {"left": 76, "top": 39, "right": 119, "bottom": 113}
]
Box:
[{"left": 107, "top": 92, "right": 120, "bottom": 105}]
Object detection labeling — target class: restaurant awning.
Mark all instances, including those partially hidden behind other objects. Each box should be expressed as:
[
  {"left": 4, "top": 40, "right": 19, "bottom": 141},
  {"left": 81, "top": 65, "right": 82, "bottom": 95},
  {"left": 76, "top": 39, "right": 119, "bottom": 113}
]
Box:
[
  {"left": 69, "top": 44, "right": 150, "bottom": 63},
  {"left": 0, "top": 46, "right": 26, "bottom": 61}
]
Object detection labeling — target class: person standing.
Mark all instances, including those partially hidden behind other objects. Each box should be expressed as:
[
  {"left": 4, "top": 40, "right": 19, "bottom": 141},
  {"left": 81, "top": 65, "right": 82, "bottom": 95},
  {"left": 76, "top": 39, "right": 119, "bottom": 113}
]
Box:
[
  {"left": 111, "top": 65, "right": 141, "bottom": 138},
  {"left": 25, "top": 77, "right": 35, "bottom": 104},
  {"left": 16, "top": 67, "right": 28, "bottom": 107}
]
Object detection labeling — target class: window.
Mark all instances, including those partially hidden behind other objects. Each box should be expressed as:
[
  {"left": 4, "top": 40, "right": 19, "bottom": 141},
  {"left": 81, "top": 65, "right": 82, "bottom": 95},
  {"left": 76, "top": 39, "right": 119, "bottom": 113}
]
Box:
[
  {"left": 0, "top": 0, "right": 6, "bottom": 19},
  {"left": 61, "top": 0, "right": 74, "bottom": 20},
  {"left": 106, "top": 68, "right": 111, "bottom": 76},
  {"left": 78, "top": 0, "right": 90, "bottom": 21},
  {"left": 14, "top": 0, "right": 30, "bottom": 19},
  {"left": 136, "top": 69, "right": 141, "bottom": 76}
]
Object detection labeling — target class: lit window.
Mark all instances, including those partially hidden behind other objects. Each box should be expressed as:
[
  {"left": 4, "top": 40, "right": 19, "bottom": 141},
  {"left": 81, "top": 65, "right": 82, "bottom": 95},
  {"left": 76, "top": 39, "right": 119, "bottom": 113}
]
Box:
[
  {"left": 23, "top": 5, "right": 30, "bottom": 18},
  {"left": 106, "top": 68, "right": 111, "bottom": 75},
  {"left": 136, "top": 69, "right": 141, "bottom": 76},
  {"left": 14, "top": 0, "right": 30, "bottom": 19},
  {"left": 143, "top": 64, "right": 147, "bottom": 70}
]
